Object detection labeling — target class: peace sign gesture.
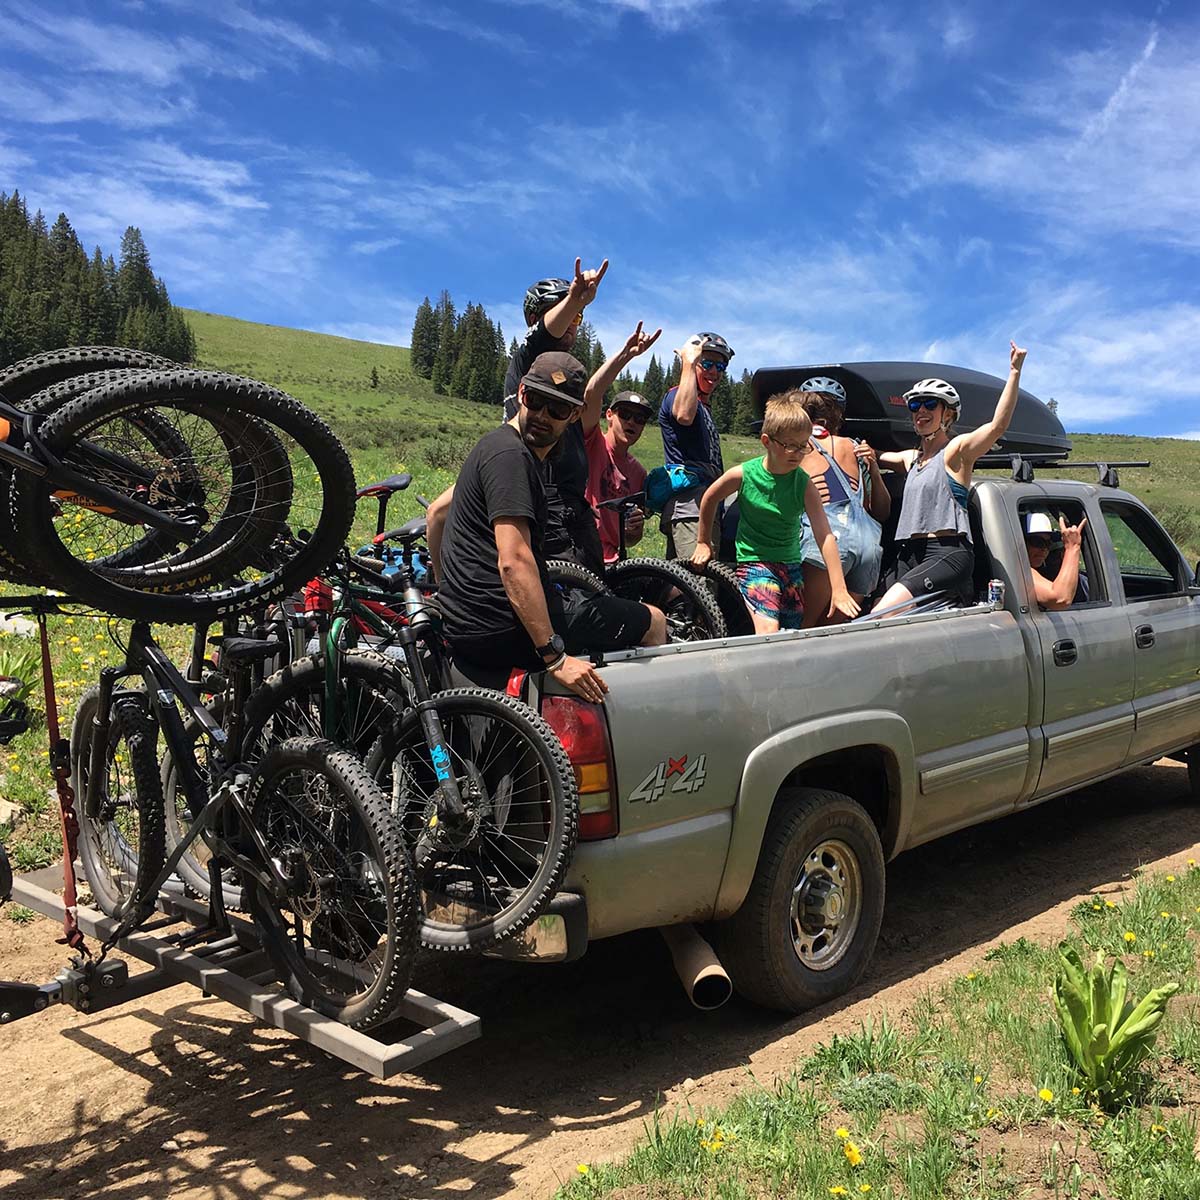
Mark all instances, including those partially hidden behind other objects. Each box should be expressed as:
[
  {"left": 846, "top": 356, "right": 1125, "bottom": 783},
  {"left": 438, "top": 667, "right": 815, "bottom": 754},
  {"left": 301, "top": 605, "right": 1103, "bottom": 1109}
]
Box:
[{"left": 567, "top": 256, "right": 609, "bottom": 309}]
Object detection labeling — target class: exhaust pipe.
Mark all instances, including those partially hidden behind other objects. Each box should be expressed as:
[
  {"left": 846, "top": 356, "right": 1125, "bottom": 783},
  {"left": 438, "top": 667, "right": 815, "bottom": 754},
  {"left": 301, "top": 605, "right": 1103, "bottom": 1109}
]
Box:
[{"left": 660, "top": 923, "right": 732, "bottom": 1010}]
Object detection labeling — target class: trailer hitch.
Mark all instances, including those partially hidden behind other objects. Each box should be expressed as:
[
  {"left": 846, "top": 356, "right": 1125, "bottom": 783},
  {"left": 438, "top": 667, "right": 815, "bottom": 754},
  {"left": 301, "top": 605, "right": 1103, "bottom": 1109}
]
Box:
[{"left": 0, "top": 956, "right": 129, "bottom": 1024}]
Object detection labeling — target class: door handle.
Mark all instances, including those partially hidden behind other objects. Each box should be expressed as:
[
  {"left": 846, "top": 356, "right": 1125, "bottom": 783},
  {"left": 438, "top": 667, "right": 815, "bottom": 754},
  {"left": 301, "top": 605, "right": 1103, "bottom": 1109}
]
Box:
[
  {"left": 1053, "top": 639, "right": 1077, "bottom": 666},
  {"left": 1135, "top": 624, "right": 1156, "bottom": 649}
]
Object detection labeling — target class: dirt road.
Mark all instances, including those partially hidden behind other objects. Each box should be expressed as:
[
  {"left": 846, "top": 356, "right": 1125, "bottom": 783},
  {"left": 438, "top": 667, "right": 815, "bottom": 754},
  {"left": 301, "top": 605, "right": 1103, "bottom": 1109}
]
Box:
[{"left": 1, "top": 759, "right": 1197, "bottom": 1199}]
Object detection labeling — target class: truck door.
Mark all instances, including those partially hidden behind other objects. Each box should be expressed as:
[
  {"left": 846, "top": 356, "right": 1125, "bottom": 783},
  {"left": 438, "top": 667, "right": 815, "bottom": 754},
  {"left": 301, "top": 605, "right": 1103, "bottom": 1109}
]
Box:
[
  {"left": 1099, "top": 500, "right": 1200, "bottom": 763},
  {"left": 1024, "top": 498, "right": 1135, "bottom": 797}
]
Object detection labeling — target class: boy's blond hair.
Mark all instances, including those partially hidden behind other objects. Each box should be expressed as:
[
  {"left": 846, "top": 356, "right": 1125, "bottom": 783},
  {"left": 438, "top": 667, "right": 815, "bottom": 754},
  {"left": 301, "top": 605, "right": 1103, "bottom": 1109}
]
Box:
[{"left": 762, "top": 391, "right": 815, "bottom": 443}]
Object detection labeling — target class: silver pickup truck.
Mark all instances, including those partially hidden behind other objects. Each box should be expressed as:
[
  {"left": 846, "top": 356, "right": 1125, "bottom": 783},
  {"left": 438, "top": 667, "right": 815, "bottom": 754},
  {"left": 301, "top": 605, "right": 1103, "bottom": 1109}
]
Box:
[{"left": 520, "top": 470, "right": 1200, "bottom": 1013}]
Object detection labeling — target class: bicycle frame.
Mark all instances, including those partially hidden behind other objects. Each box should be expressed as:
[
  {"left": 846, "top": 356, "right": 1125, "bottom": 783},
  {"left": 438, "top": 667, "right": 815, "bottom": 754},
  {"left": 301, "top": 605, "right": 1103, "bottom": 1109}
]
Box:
[{"left": 84, "top": 621, "right": 299, "bottom": 939}]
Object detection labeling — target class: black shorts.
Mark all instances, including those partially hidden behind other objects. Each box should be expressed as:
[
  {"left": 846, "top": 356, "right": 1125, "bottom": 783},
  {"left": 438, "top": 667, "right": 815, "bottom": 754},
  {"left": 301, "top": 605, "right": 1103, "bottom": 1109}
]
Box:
[
  {"left": 882, "top": 536, "right": 975, "bottom": 603},
  {"left": 446, "top": 588, "right": 651, "bottom": 677},
  {"left": 558, "top": 587, "right": 652, "bottom": 655}
]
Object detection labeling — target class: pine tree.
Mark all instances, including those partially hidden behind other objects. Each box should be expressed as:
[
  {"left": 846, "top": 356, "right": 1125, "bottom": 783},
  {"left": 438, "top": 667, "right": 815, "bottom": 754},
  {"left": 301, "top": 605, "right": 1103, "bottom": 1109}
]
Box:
[
  {"left": 642, "top": 355, "right": 665, "bottom": 408},
  {"left": 573, "top": 320, "right": 594, "bottom": 370},
  {"left": 430, "top": 292, "right": 458, "bottom": 395},
  {"left": 731, "top": 369, "right": 756, "bottom": 435},
  {"left": 370, "top": 366, "right": 380, "bottom": 389},
  {"left": 409, "top": 296, "right": 437, "bottom": 378},
  {"left": 116, "top": 227, "right": 156, "bottom": 312},
  {"left": 710, "top": 371, "right": 735, "bottom": 432}
]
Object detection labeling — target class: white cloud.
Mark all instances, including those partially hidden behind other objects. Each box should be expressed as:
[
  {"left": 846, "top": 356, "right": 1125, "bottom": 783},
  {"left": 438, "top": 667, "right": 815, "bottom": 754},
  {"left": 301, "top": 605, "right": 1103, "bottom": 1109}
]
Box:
[
  {"left": 1175, "top": 430, "right": 1200, "bottom": 441},
  {"left": 907, "top": 22, "right": 1200, "bottom": 249}
]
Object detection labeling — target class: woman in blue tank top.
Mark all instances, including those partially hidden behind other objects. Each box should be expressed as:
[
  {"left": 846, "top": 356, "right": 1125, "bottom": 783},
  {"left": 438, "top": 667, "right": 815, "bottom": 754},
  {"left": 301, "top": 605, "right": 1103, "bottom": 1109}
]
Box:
[{"left": 874, "top": 341, "right": 1028, "bottom": 610}]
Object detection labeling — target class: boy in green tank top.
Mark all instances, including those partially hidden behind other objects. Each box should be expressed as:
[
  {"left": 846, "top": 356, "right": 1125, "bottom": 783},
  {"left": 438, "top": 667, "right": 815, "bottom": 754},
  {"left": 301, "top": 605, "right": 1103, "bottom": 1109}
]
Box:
[{"left": 691, "top": 393, "right": 860, "bottom": 633}]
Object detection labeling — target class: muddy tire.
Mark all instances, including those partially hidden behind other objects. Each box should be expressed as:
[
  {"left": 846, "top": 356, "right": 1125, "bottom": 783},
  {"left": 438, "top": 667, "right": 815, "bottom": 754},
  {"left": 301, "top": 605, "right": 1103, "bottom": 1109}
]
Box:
[{"left": 712, "top": 787, "right": 885, "bottom": 1013}]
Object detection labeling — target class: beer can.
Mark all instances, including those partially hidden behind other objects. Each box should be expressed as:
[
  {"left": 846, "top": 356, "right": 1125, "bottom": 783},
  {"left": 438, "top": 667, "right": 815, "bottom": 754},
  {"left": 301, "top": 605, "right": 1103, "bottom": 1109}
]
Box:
[{"left": 988, "top": 579, "right": 1006, "bottom": 607}]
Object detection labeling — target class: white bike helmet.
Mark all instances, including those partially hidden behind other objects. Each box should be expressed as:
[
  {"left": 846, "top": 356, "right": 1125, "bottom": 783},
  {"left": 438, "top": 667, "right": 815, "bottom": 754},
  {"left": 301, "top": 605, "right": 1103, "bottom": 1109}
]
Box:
[
  {"left": 903, "top": 377, "right": 961, "bottom": 413},
  {"left": 1024, "top": 511, "right": 1056, "bottom": 536},
  {"left": 799, "top": 376, "right": 847, "bottom": 407}
]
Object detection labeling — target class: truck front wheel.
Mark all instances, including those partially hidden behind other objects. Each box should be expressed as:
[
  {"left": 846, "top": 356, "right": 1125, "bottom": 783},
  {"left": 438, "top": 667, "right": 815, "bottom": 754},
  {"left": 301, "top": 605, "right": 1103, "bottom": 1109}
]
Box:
[{"left": 713, "top": 787, "right": 885, "bottom": 1013}]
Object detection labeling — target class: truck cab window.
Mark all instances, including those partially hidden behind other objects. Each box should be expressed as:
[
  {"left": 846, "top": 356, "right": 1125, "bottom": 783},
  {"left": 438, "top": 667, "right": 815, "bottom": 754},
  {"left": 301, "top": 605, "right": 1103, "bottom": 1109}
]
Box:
[
  {"left": 1101, "top": 502, "right": 1184, "bottom": 601},
  {"left": 1018, "top": 499, "right": 1101, "bottom": 608}
]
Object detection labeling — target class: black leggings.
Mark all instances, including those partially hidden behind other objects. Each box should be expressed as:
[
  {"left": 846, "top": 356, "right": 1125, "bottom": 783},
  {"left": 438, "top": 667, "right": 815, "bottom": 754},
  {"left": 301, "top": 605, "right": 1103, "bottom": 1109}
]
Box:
[{"left": 882, "top": 536, "right": 975, "bottom": 603}]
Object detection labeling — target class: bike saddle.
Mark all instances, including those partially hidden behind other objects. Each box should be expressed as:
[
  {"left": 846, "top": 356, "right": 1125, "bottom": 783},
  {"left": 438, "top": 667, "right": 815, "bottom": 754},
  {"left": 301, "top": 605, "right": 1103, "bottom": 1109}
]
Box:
[
  {"left": 381, "top": 516, "right": 427, "bottom": 543},
  {"left": 216, "top": 636, "right": 285, "bottom": 664},
  {"left": 356, "top": 472, "right": 412, "bottom": 499}
]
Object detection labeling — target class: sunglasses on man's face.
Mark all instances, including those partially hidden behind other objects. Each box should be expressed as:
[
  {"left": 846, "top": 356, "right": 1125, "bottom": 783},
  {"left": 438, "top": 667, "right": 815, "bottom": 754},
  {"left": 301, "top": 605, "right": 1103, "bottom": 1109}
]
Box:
[
  {"left": 698, "top": 358, "right": 728, "bottom": 373},
  {"left": 612, "top": 406, "right": 649, "bottom": 426},
  {"left": 1025, "top": 535, "right": 1054, "bottom": 550},
  {"left": 907, "top": 396, "right": 941, "bottom": 412},
  {"left": 523, "top": 391, "right": 577, "bottom": 422}
]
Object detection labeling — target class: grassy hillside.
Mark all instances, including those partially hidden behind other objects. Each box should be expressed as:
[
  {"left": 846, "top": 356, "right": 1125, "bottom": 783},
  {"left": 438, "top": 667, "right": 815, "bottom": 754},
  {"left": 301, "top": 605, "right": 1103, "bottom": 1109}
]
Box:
[{"left": 184, "top": 308, "right": 1200, "bottom": 558}]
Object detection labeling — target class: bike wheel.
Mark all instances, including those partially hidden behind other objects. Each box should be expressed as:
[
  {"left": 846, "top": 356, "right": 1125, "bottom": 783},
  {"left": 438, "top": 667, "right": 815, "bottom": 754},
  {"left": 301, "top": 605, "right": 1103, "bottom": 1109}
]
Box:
[
  {"left": 10, "top": 370, "right": 355, "bottom": 622},
  {"left": 545, "top": 558, "right": 607, "bottom": 595},
  {"left": 681, "top": 558, "right": 755, "bottom": 637},
  {"left": 606, "top": 556, "right": 727, "bottom": 642},
  {"left": 0, "top": 346, "right": 174, "bottom": 406},
  {"left": 240, "top": 650, "right": 412, "bottom": 762},
  {"left": 242, "top": 737, "right": 419, "bottom": 1029},
  {"left": 366, "top": 687, "right": 578, "bottom": 952},
  {"left": 73, "top": 695, "right": 166, "bottom": 919}
]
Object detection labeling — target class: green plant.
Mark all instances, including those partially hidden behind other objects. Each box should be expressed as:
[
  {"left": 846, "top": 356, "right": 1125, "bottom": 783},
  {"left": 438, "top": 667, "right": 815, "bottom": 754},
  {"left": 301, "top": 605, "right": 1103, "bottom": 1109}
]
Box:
[
  {"left": 0, "top": 635, "right": 41, "bottom": 703},
  {"left": 1053, "top": 945, "right": 1179, "bottom": 1104},
  {"left": 6, "top": 903, "right": 35, "bottom": 925}
]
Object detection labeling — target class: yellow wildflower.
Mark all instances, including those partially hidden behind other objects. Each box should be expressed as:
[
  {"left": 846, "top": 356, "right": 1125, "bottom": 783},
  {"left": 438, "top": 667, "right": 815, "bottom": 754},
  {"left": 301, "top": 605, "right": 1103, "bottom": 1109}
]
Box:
[
  {"left": 843, "top": 1140, "right": 863, "bottom": 1167},
  {"left": 1072, "top": 1087, "right": 1081, "bottom": 1096},
  {"left": 576, "top": 1164, "right": 589, "bottom": 1175},
  {"left": 1105, "top": 900, "right": 1116, "bottom": 909},
  {"left": 1123, "top": 932, "right": 1137, "bottom": 944},
  {"left": 835, "top": 1128, "right": 850, "bottom": 1140},
  {"left": 965, "top": 971, "right": 976, "bottom": 980},
  {"left": 1166, "top": 875, "right": 1176, "bottom": 882},
  {"left": 1151, "top": 1124, "right": 1166, "bottom": 1134},
  {"left": 1143, "top": 950, "right": 1156, "bottom": 959},
  {"left": 974, "top": 1075, "right": 983, "bottom": 1084},
  {"left": 1189, "top": 859, "right": 1196, "bottom": 867},
  {"left": 1161, "top": 911, "right": 1171, "bottom": 918},
  {"left": 986, "top": 1108, "right": 998, "bottom": 1119},
  {"left": 829, "top": 1189, "right": 849, "bottom": 1197},
  {"left": 859, "top": 1188, "right": 872, "bottom": 1195},
  {"left": 1039, "top": 1088, "right": 1054, "bottom": 1103}
]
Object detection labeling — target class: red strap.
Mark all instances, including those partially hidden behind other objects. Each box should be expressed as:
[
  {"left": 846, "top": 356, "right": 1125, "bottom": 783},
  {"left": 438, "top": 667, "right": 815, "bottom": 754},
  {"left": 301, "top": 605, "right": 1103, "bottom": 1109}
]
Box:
[{"left": 506, "top": 669, "right": 527, "bottom": 698}]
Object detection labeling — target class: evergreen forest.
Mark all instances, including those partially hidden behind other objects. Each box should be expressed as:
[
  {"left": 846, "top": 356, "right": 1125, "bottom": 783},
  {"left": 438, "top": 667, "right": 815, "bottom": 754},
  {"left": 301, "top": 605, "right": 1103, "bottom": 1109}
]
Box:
[{"left": 0, "top": 191, "right": 196, "bottom": 369}]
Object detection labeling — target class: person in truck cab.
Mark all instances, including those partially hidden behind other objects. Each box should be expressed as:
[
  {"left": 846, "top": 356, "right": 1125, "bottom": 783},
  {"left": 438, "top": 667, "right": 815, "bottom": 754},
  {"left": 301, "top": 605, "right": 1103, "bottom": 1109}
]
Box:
[
  {"left": 1024, "top": 509, "right": 1089, "bottom": 609},
  {"left": 659, "top": 331, "right": 734, "bottom": 559},
  {"left": 873, "top": 341, "right": 1028, "bottom": 610},
  {"left": 436, "top": 352, "right": 665, "bottom": 702}
]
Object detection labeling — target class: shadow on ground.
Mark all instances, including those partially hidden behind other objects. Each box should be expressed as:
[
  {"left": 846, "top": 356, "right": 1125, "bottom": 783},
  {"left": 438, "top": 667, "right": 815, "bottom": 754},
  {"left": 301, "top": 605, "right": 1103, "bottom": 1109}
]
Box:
[{"left": 1, "top": 761, "right": 1196, "bottom": 1199}]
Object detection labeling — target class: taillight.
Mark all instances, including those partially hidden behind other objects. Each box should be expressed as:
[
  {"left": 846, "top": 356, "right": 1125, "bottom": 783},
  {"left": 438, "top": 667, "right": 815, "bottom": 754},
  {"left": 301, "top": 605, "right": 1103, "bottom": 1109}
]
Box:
[{"left": 541, "top": 695, "right": 618, "bottom": 839}]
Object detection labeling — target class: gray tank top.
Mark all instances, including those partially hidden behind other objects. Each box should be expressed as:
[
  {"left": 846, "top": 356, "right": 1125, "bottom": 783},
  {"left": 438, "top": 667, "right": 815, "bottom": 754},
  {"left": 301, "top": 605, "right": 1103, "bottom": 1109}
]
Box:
[{"left": 894, "top": 446, "right": 971, "bottom": 541}]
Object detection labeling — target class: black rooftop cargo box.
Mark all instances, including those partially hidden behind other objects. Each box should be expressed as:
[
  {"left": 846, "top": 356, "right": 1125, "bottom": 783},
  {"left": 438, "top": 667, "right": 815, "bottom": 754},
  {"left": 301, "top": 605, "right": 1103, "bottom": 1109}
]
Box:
[{"left": 750, "top": 361, "right": 1070, "bottom": 456}]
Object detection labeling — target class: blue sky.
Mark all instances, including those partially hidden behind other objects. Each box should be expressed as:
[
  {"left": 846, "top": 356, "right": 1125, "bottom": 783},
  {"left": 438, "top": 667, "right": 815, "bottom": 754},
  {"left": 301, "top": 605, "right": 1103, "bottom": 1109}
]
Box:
[{"left": 2, "top": 0, "right": 1197, "bottom": 436}]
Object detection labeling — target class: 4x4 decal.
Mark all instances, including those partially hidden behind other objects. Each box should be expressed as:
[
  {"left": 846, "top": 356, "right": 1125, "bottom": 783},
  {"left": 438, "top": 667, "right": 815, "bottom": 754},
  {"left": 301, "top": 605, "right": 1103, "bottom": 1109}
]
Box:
[{"left": 629, "top": 753, "right": 707, "bottom": 804}]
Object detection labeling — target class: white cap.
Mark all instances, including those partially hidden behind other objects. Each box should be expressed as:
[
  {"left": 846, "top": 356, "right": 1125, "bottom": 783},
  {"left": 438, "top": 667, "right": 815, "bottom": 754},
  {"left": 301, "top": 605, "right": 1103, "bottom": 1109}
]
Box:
[{"left": 1024, "top": 511, "right": 1055, "bottom": 536}]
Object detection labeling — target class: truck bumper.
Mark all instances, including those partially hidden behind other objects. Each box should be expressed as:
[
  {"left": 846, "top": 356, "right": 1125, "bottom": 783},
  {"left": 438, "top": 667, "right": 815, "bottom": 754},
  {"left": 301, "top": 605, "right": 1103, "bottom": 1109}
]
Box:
[{"left": 480, "top": 892, "right": 589, "bottom": 964}]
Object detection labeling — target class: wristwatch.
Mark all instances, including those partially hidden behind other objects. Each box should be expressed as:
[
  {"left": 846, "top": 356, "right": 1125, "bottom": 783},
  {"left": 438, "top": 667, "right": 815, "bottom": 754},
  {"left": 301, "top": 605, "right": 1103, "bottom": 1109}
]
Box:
[{"left": 536, "top": 633, "right": 565, "bottom": 661}]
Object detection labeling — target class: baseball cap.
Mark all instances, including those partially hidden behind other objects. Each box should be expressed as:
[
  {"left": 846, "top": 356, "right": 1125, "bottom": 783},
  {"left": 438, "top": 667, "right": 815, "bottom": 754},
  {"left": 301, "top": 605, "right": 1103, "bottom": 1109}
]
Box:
[
  {"left": 609, "top": 390, "right": 654, "bottom": 414},
  {"left": 1023, "top": 511, "right": 1056, "bottom": 536},
  {"left": 522, "top": 352, "right": 588, "bottom": 407}
]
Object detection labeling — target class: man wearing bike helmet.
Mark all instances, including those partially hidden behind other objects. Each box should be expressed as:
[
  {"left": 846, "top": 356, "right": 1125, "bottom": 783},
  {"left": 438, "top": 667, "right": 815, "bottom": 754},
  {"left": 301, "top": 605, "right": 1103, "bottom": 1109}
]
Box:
[{"left": 659, "top": 332, "right": 734, "bottom": 559}]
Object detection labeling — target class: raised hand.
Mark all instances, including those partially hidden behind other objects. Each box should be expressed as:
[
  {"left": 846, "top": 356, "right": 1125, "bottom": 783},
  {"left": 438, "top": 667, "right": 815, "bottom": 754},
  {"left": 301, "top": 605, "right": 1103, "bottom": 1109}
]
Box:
[
  {"left": 568, "top": 257, "right": 609, "bottom": 308},
  {"left": 1060, "top": 515, "right": 1087, "bottom": 551},
  {"left": 621, "top": 321, "right": 662, "bottom": 362},
  {"left": 1010, "top": 340, "right": 1028, "bottom": 372}
]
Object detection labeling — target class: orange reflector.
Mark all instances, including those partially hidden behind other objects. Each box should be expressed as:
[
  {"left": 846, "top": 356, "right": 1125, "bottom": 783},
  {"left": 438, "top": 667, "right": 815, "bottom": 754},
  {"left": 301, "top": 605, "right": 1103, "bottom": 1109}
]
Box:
[
  {"left": 580, "top": 808, "right": 618, "bottom": 839},
  {"left": 575, "top": 762, "right": 609, "bottom": 795},
  {"left": 0, "top": 417, "right": 9, "bottom": 442}
]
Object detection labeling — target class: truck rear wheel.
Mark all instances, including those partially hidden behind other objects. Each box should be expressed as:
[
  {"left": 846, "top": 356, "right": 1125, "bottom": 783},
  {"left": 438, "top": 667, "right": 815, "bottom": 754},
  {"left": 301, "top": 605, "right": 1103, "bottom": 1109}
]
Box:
[{"left": 713, "top": 787, "right": 885, "bottom": 1013}]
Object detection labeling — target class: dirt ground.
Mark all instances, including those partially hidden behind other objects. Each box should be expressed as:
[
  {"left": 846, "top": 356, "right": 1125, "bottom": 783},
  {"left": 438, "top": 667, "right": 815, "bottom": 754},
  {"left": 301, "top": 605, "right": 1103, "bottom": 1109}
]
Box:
[{"left": 1, "top": 759, "right": 1197, "bottom": 1200}]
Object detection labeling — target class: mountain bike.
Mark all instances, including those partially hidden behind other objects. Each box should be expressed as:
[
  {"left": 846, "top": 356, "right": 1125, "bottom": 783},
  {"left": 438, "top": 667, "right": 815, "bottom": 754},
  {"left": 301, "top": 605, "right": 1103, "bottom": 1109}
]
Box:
[
  {"left": 0, "top": 346, "right": 356, "bottom": 623},
  {"left": 72, "top": 618, "right": 419, "bottom": 1028}
]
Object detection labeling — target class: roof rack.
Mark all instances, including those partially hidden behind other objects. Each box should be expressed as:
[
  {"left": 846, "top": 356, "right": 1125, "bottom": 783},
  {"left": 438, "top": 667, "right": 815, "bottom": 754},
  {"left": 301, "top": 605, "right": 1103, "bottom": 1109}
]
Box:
[{"left": 975, "top": 453, "right": 1149, "bottom": 487}]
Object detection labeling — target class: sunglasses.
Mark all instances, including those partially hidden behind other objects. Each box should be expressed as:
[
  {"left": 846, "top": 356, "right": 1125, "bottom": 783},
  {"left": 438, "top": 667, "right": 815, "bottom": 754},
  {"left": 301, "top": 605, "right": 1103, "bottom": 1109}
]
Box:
[
  {"left": 612, "top": 406, "right": 649, "bottom": 426},
  {"left": 907, "top": 397, "right": 941, "bottom": 412},
  {"left": 1025, "top": 535, "right": 1054, "bottom": 550},
  {"left": 523, "top": 390, "right": 577, "bottom": 422},
  {"left": 768, "top": 434, "right": 808, "bottom": 455},
  {"left": 698, "top": 359, "right": 728, "bottom": 373}
]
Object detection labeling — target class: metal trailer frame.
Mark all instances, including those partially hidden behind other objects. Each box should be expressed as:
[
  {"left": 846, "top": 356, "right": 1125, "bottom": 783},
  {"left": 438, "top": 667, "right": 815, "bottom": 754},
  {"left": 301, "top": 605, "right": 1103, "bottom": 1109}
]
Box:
[{"left": 7, "top": 872, "right": 481, "bottom": 1078}]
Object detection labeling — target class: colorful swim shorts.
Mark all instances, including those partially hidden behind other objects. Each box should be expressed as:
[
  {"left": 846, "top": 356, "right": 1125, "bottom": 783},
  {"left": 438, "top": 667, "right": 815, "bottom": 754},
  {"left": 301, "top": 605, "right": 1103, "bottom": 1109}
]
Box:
[{"left": 734, "top": 560, "right": 805, "bottom": 629}]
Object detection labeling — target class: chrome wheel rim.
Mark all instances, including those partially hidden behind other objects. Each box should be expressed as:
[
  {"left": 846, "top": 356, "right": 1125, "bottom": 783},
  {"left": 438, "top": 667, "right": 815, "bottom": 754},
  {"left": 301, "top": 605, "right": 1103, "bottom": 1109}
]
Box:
[{"left": 790, "top": 838, "right": 862, "bottom": 971}]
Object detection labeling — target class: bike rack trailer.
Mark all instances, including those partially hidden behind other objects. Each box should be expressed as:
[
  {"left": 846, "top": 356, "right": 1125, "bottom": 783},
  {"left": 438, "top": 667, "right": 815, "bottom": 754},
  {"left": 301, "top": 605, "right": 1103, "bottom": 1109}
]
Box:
[{"left": 6, "top": 869, "right": 481, "bottom": 1079}]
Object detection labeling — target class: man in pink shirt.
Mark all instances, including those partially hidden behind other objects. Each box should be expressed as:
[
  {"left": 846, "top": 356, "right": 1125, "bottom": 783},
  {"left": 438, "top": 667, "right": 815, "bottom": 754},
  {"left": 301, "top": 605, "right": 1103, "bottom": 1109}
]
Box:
[{"left": 586, "top": 390, "right": 651, "bottom": 563}]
